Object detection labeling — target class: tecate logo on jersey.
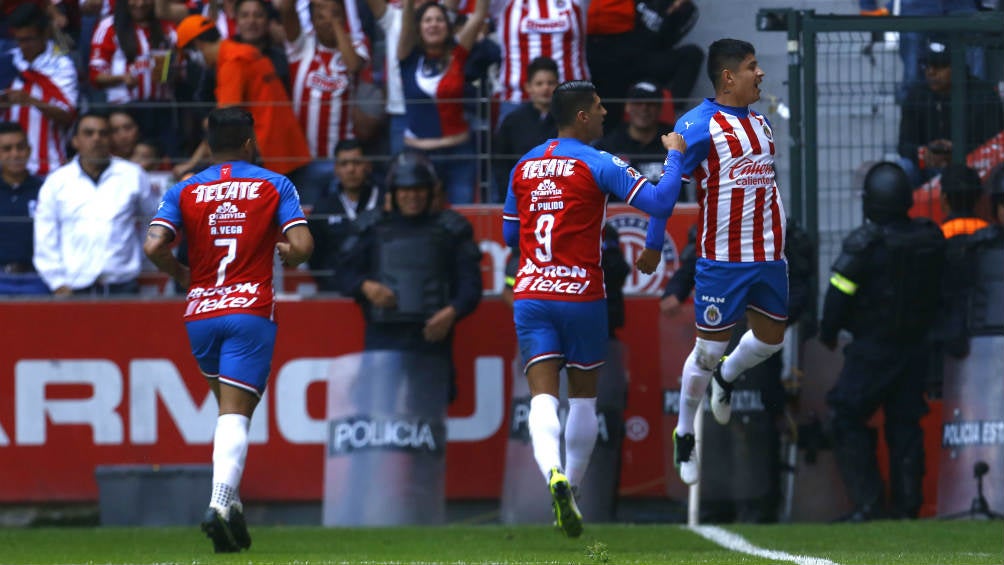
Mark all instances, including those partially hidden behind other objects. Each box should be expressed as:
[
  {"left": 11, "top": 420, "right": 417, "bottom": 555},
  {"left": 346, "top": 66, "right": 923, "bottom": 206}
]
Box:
[
  {"left": 521, "top": 158, "right": 576, "bottom": 180},
  {"left": 328, "top": 416, "right": 445, "bottom": 455},
  {"left": 191, "top": 181, "right": 264, "bottom": 203}
]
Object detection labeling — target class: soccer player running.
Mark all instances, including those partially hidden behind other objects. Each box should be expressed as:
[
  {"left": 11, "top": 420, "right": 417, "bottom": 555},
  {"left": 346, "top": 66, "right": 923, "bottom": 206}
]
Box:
[
  {"left": 637, "top": 38, "right": 788, "bottom": 486},
  {"left": 503, "top": 80, "right": 686, "bottom": 537},
  {"left": 143, "top": 108, "right": 314, "bottom": 553}
]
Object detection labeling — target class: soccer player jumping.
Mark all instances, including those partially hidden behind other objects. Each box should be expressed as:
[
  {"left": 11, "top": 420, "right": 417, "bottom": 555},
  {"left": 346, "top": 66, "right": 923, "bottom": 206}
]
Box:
[
  {"left": 503, "top": 80, "right": 686, "bottom": 536},
  {"left": 638, "top": 38, "right": 789, "bottom": 486},
  {"left": 144, "top": 108, "right": 314, "bottom": 552}
]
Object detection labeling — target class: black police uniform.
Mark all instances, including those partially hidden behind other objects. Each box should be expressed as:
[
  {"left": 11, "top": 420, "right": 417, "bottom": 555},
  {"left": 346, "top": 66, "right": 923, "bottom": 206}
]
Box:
[
  {"left": 820, "top": 162, "right": 945, "bottom": 520},
  {"left": 334, "top": 152, "right": 482, "bottom": 402},
  {"left": 307, "top": 180, "right": 383, "bottom": 292}
]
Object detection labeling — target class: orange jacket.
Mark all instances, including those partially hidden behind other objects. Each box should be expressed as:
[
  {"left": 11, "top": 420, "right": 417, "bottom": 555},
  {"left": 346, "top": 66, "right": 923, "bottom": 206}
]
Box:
[{"left": 216, "top": 40, "right": 311, "bottom": 175}]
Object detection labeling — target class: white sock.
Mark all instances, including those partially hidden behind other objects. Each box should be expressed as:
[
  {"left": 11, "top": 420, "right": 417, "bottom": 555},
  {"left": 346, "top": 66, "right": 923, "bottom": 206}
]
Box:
[
  {"left": 528, "top": 394, "right": 562, "bottom": 481},
  {"left": 721, "top": 330, "right": 783, "bottom": 383},
  {"left": 677, "top": 338, "right": 728, "bottom": 435},
  {"left": 210, "top": 413, "right": 250, "bottom": 517},
  {"left": 564, "top": 397, "right": 598, "bottom": 488}
]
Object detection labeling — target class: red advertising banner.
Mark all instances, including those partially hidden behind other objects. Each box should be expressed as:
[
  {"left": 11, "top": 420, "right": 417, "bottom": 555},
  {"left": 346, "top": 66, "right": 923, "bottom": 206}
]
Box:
[{"left": 0, "top": 205, "right": 701, "bottom": 503}]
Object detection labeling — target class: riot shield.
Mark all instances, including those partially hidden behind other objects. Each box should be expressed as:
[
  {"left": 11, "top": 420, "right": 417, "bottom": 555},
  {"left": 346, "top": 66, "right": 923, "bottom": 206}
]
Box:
[
  {"left": 499, "top": 340, "right": 628, "bottom": 524},
  {"left": 938, "top": 336, "right": 1004, "bottom": 518},
  {"left": 322, "top": 350, "right": 450, "bottom": 526}
]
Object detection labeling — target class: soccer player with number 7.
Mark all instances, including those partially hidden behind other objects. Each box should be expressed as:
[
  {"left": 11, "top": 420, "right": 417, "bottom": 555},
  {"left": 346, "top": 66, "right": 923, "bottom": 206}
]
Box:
[
  {"left": 502, "top": 80, "right": 686, "bottom": 537},
  {"left": 144, "top": 108, "right": 313, "bottom": 553}
]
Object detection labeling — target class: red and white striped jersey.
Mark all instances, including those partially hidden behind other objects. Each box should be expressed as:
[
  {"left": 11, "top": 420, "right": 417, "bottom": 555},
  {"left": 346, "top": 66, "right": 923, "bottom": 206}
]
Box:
[
  {"left": 676, "top": 98, "right": 786, "bottom": 262},
  {"left": 286, "top": 31, "right": 369, "bottom": 158},
  {"left": 4, "top": 42, "right": 77, "bottom": 176},
  {"left": 89, "top": 17, "right": 177, "bottom": 104},
  {"left": 491, "top": 0, "right": 590, "bottom": 103}
]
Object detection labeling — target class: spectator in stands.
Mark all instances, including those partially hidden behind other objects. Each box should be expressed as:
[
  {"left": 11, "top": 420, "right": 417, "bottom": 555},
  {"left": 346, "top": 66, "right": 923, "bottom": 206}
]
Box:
[
  {"left": 307, "top": 138, "right": 384, "bottom": 293},
  {"left": 109, "top": 107, "right": 141, "bottom": 159},
  {"left": 630, "top": 0, "right": 703, "bottom": 116},
  {"left": 897, "top": 40, "right": 1002, "bottom": 185},
  {"left": 131, "top": 137, "right": 173, "bottom": 195},
  {"left": 156, "top": 0, "right": 236, "bottom": 37},
  {"left": 89, "top": 0, "right": 178, "bottom": 153},
  {"left": 895, "top": 2, "right": 983, "bottom": 103},
  {"left": 491, "top": 0, "right": 590, "bottom": 126},
  {"left": 1, "top": 3, "right": 77, "bottom": 177},
  {"left": 235, "top": 0, "right": 290, "bottom": 92},
  {"left": 0, "top": 121, "right": 49, "bottom": 295},
  {"left": 335, "top": 150, "right": 482, "bottom": 401},
  {"left": 491, "top": 56, "right": 558, "bottom": 200},
  {"left": 595, "top": 81, "right": 676, "bottom": 190},
  {"left": 584, "top": 0, "right": 635, "bottom": 133},
  {"left": 363, "top": 0, "right": 437, "bottom": 157},
  {"left": 939, "top": 163, "right": 989, "bottom": 238},
  {"left": 33, "top": 111, "right": 158, "bottom": 296},
  {"left": 173, "top": 15, "right": 312, "bottom": 183},
  {"left": 280, "top": 0, "right": 368, "bottom": 206},
  {"left": 397, "top": 0, "right": 487, "bottom": 204}
]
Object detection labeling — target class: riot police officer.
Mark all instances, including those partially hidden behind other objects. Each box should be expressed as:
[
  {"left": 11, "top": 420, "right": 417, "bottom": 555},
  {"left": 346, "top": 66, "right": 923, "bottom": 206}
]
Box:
[
  {"left": 335, "top": 151, "right": 483, "bottom": 400},
  {"left": 820, "top": 162, "right": 945, "bottom": 521}
]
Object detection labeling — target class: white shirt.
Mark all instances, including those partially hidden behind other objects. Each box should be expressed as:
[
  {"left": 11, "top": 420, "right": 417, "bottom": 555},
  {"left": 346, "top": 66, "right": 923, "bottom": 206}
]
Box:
[
  {"left": 377, "top": 5, "right": 405, "bottom": 115},
  {"left": 33, "top": 156, "right": 157, "bottom": 290}
]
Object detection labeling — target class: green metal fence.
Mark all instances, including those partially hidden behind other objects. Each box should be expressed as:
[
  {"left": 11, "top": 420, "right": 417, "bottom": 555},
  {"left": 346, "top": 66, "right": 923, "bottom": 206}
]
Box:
[{"left": 758, "top": 10, "right": 1004, "bottom": 297}]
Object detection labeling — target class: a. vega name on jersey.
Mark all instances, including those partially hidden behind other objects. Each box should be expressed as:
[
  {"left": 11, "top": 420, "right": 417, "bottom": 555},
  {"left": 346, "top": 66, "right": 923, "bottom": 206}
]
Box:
[{"left": 190, "top": 180, "right": 264, "bottom": 203}]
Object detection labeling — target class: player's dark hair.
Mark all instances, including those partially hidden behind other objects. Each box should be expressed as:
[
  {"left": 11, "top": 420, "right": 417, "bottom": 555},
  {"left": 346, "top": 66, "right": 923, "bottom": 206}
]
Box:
[
  {"left": 8, "top": 3, "right": 49, "bottom": 32},
  {"left": 526, "top": 56, "right": 559, "bottom": 82},
  {"left": 0, "top": 121, "right": 26, "bottom": 137},
  {"left": 707, "top": 38, "right": 756, "bottom": 90},
  {"left": 207, "top": 107, "right": 255, "bottom": 154},
  {"left": 551, "top": 80, "right": 597, "bottom": 128},
  {"left": 334, "top": 138, "right": 363, "bottom": 155}
]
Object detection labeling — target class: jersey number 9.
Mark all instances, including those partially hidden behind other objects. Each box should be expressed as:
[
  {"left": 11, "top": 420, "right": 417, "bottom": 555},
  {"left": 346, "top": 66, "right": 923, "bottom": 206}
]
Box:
[{"left": 534, "top": 213, "right": 555, "bottom": 263}]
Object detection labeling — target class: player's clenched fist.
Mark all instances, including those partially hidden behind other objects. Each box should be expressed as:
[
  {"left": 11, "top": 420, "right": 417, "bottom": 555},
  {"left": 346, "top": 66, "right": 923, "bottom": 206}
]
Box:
[{"left": 662, "top": 132, "right": 686, "bottom": 153}]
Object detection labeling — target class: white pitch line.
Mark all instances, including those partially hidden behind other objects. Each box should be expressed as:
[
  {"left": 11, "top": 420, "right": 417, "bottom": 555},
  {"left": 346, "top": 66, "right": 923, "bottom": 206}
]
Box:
[{"left": 689, "top": 525, "right": 840, "bottom": 565}]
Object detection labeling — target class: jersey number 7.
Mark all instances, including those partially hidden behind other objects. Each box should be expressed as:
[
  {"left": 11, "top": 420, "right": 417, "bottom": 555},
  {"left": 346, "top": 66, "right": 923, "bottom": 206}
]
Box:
[{"left": 214, "top": 237, "right": 237, "bottom": 287}]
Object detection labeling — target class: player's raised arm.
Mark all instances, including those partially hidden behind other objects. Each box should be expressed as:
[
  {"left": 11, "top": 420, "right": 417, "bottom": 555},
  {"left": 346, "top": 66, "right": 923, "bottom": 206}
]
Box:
[{"left": 617, "top": 132, "right": 687, "bottom": 218}]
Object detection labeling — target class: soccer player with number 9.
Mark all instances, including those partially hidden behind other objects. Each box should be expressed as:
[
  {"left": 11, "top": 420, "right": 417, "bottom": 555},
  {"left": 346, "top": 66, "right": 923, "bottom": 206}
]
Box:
[{"left": 502, "top": 80, "right": 687, "bottom": 537}]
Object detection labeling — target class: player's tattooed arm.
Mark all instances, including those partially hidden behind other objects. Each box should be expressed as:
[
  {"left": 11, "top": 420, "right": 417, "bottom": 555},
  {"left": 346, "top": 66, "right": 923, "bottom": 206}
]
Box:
[{"left": 143, "top": 225, "right": 191, "bottom": 289}]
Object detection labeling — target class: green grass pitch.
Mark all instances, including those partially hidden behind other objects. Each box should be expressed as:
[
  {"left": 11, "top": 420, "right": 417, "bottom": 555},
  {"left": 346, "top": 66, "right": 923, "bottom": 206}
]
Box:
[{"left": 0, "top": 521, "right": 1000, "bottom": 564}]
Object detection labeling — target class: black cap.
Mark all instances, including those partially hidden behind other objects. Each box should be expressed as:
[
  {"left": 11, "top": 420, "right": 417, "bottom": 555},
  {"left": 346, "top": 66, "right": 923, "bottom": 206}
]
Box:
[
  {"left": 923, "top": 40, "right": 951, "bottom": 68},
  {"left": 940, "top": 163, "right": 983, "bottom": 194},
  {"left": 626, "top": 81, "right": 661, "bottom": 103}
]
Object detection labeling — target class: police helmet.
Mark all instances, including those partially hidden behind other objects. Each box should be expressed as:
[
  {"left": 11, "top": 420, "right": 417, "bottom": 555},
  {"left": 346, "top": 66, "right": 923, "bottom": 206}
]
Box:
[
  {"left": 862, "top": 162, "right": 913, "bottom": 223},
  {"left": 386, "top": 150, "right": 438, "bottom": 190}
]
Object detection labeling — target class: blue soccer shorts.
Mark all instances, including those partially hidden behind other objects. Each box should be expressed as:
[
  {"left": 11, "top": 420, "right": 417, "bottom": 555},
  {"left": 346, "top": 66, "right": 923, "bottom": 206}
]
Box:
[
  {"left": 513, "top": 298, "right": 608, "bottom": 372},
  {"left": 185, "top": 314, "right": 278, "bottom": 397},
  {"left": 693, "top": 258, "right": 789, "bottom": 332}
]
